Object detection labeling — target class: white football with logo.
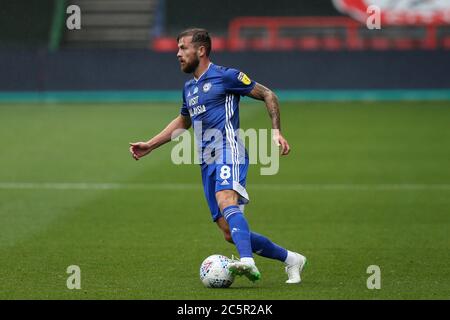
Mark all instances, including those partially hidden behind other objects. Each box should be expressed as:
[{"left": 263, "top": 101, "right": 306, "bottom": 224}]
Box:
[{"left": 199, "top": 254, "right": 235, "bottom": 288}]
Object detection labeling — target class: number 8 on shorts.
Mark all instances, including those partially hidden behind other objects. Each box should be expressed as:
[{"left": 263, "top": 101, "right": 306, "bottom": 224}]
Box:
[{"left": 219, "top": 165, "right": 231, "bottom": 180}]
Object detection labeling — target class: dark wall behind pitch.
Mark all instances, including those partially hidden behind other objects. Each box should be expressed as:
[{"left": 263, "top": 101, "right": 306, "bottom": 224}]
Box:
[
  {"left": 0, "top": 49, "right": 449, "bottom": 91},
  {"left": 165, "top": 0, "right": 341, "bottom": 35},
  {"left": 0, "top": 0, "right": 54, "bottom": 46}
]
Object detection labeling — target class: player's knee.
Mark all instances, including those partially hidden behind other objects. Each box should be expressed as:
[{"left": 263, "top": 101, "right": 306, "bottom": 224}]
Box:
[{"left": 216, "top": 190, "right": 238, "bottom": 211}]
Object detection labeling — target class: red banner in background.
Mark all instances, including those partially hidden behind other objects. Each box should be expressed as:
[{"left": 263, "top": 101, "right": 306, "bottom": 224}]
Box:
[{"left": 332, "top": 0, "right": 450, "bottom": 24}]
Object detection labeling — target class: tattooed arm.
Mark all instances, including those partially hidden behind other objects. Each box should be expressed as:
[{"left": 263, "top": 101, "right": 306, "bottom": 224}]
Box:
[
  {"left": 246, "top": 83, "right": 290, "bottom": 155},
  {"left": 246, "top": 83, "right": 280, "bottom": 130}
]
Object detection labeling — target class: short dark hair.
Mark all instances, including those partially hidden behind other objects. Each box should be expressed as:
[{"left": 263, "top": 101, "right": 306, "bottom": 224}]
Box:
[{"left": 177, "top": 28, "right": 212, "bottom": 56}]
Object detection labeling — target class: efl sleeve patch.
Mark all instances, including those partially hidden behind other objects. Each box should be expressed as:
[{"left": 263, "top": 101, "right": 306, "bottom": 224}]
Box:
[{"left": 237, "top": 72, "right": 252, "bottom": 85}]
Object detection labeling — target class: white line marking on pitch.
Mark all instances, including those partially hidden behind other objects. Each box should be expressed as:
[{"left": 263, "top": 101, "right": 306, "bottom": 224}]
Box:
[{"left": 0, "top": 182, "right": 449, "bottom": 191}]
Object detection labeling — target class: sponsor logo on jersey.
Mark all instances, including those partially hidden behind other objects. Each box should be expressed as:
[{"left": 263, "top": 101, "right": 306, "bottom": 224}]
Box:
[
  {"left": 189, "top": 104, "right": 206, "bottom": 117},
  {"left": 220, "top": 179, "right": 229, "bottom": 185},
  {"left": 237, "top": 72, "right": 251, "bottom": 85},
  {"left": 188, "top": 96, "right": 199, "bottom": 107},
  {"left": 203, "top": 82, "right": 212, "bottom": 93}
]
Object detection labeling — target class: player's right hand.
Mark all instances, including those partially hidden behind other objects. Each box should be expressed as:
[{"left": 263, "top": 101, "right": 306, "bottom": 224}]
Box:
[{"left": 129, "top": 142, "right": 152, "bottom": 160}]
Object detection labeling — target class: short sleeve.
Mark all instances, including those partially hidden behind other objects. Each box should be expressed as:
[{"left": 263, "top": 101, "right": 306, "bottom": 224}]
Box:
[
  {"left": 180, "top": 87, "right": 190, "bottom": 117},
  {"left": 223, "top": 68, "right": 256, "bottom": 95}
]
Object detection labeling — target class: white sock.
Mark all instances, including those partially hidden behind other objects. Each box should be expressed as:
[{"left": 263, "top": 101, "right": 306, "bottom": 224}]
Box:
[
  {"left": 240, "top": 257, "right": 255, "bottom": 265},
  {"left": 284, "top": 250, "right": 300, "bottom": 265}
]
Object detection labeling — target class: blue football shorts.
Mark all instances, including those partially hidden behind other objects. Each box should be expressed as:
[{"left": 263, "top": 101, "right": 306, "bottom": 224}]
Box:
[{"left": 200, "top": 162, "right": 250, "bottom": 222}]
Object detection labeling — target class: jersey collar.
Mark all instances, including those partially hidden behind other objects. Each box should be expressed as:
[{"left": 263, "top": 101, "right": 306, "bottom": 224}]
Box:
[{"left": 194, "top": 62, "right": 213, "bottom": 82}]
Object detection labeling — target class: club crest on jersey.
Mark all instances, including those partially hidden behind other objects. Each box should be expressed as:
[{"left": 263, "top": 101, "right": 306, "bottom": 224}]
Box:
[
  {"left": 238, "top": 72, "right": 251, "bottom": 85},
  {"left": 203, "top": 82, "right": 212, "bottom": 93}
]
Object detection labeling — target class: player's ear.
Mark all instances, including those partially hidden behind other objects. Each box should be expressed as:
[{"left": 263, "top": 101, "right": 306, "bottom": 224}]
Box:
[{"left": 197, "top": 45, "right": 206, "bottom": 58}]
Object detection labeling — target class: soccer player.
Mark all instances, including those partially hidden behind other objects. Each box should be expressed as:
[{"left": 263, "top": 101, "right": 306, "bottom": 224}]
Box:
[{"left": 129, "top": 28, "right": 307, "bottom": 284}]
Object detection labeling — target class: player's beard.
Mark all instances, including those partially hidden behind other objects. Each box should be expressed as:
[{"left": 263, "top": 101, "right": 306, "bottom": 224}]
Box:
[{"left": 182, "top": 55, "right": 200, "bottom": 74}]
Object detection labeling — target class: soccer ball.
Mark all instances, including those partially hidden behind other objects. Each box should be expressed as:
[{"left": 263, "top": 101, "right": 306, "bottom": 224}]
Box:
[{"left": 199, "top": 254, "right": 235, "bottom": 288}]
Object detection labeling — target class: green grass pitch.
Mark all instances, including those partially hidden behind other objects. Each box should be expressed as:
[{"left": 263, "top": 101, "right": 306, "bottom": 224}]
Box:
[{"left": 0, "top": 100, "right": 449, "bottom": 299}]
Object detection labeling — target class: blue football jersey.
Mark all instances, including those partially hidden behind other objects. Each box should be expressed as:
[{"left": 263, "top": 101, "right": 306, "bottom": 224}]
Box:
[{"left": 180, "top": 63, "right": 256, "bottom": 165}]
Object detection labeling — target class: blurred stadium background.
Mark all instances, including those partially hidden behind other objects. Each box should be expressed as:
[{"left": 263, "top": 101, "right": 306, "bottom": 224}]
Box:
[
  {"left": 0, "top": 0, "right": 449, "bottom": 299},
  {"left": 1, "top": 0, "right": 450, "bottom": 100}
]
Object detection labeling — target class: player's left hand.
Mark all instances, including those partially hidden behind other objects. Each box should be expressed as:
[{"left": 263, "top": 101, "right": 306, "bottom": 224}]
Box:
[{"left": 273, "top": 130, "right": 290, "bottom": 155}]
